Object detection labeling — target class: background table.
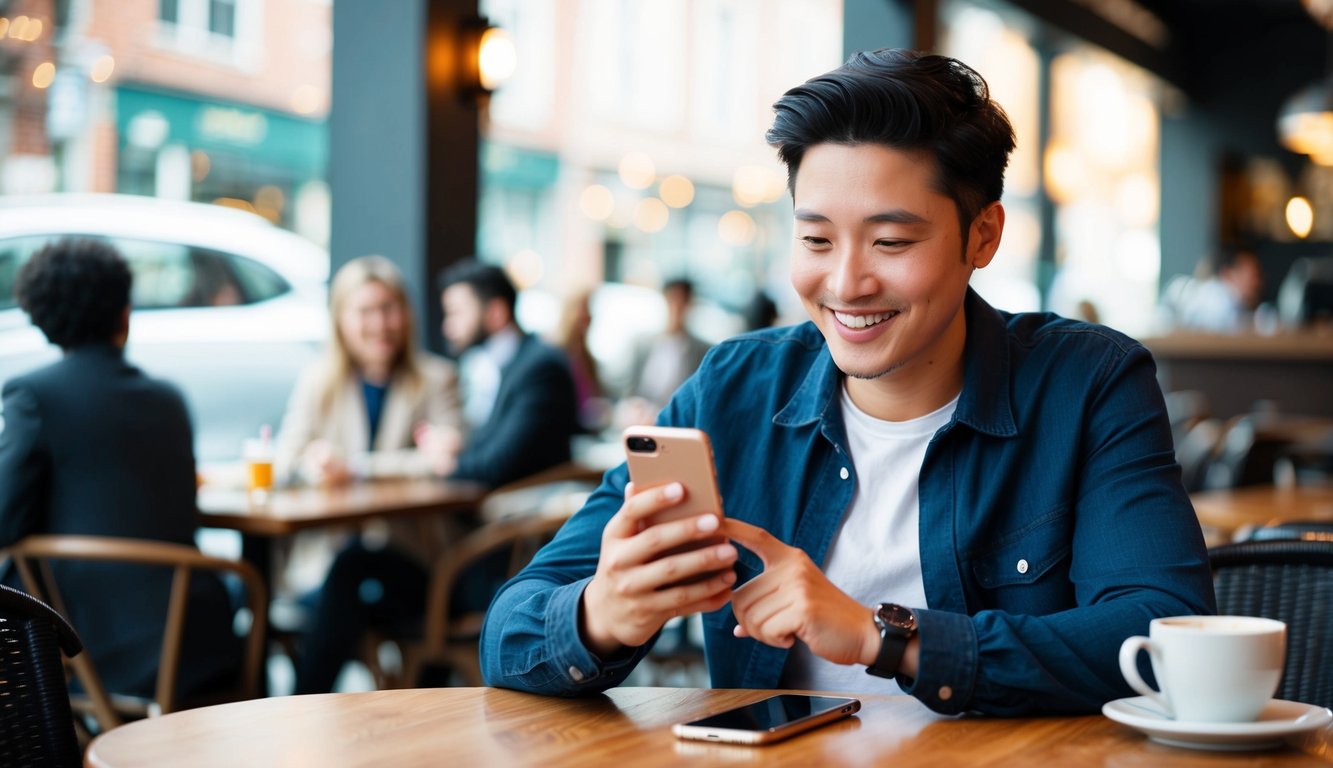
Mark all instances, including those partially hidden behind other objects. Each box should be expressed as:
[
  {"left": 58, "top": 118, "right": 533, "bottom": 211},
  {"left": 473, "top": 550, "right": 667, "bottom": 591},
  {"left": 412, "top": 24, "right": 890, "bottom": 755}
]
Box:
[
  {"left": 85, "top": 687, "right": 1333, "bottom": 767},
  {"left": 197, "top": 477, "right": 488, "bottom": 537},
  {"left": 1191, "top": 485, "right": 1333, "bottom": 541}
]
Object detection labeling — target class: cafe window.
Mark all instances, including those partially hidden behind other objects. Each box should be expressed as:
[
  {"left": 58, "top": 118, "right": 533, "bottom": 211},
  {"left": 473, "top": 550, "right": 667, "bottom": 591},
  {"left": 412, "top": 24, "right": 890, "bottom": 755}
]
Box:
[{"left": 156, "top": 0, "right": 257, "bottom": 62}]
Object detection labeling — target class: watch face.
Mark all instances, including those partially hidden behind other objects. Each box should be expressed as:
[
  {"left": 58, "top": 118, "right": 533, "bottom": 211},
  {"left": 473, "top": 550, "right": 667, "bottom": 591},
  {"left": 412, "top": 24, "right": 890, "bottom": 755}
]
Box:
[{"left": 877, "top": 604, "right": 916, "bottom": 633}]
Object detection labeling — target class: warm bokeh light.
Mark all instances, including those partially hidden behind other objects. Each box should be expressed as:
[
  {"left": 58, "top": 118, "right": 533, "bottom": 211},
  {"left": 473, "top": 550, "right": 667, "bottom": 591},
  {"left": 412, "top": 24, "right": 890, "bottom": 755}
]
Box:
[
  {"left": 0, "top": 18, "right": 9, "bottom": 38},
  {"left": 718, "top": 210, "right": 756, "bottom": 246},
  {"left": 191, "top": 150, "right": 211, "bottom": 183},
  {"left": 20, "top": 17, "right": 41, "bottom": 41},
  {"left": 579, "top": 184, "right": 615, "bottom": 220},
  {"left": 478, "top": 27, "right": 518, "bottom": 92},
  {"left": 1286, "top": 196, "right": 1315, "bottom": 238},
  {"left": 213, "top": 197, "right": 258, "bottom": 214},
  {"left": 291, "top": 85, "right": 323, "bottom": 115},
  {"left": 254, "top": 185, "right": 285, "bottom": 223},
  {"left": 506, "top": 248, "right": 544, "bottom": 289},
  {"left": 90, "top": 54, "right": 115, "bottom": 83},
  {"left": 618, "top": 152, "right": 656, "bottom": 190},
  {"left": 8, "top": 16, "right": 27, "bottom": 39},
  {"left": 732, "top": 165, "right": 772, "bottom": 208},
  {"left": 633, "top": 197, "right": 669, "bottom": 232},
  {"left": 1042, "top": 143, "right": 1085, "bottom": 206},
  {"left": 1116, "top": 173, "right": 1159, "bottom": 227},
  {"left": 659, "top": 175, "right": 695, "bottom": 208},
  {"left": 31, "top": 62, "right": 55, "bottom": 89}
]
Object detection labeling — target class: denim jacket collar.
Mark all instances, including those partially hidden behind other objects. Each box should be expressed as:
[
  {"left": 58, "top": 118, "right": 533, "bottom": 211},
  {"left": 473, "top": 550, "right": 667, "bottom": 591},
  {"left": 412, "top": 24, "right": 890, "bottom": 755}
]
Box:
[{"left": 773, "top": 288, "right": 1017, "bottom": 438}]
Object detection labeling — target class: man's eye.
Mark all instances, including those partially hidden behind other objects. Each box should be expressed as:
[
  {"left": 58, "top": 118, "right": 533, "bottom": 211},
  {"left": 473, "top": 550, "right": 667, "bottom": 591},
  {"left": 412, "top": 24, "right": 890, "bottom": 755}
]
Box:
[
  {"left": 875, "top": 240, "right": 909, "bottom": 248},
  {"left": 799, "top": 236, "right": 830, "bottom": 247}
]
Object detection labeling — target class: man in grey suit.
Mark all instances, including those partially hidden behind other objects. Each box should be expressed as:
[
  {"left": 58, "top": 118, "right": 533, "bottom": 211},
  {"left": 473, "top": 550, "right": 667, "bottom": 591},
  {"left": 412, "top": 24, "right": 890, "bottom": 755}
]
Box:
[{"left": 0, "top": 237, "right": 241, "bottom": 702}]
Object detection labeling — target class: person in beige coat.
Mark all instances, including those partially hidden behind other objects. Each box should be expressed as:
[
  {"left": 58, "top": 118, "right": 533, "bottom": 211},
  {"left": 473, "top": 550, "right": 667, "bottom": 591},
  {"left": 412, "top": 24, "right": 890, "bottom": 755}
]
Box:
[{"left": 273, "top": 255, "right": 464, "bottom": 611}]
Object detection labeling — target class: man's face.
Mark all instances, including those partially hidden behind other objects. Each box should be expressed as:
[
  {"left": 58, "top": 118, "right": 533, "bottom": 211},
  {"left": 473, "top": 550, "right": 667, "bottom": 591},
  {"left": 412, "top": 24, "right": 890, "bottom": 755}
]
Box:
[
  {"left": 1224, "top": 252, "right": 1264, "bottom": 309},
  {"left": 789, "top": 143, "right": 998, "bottom": 392},
  {"left": 441, "top": 283, "right": 488, "bottom": 355}
]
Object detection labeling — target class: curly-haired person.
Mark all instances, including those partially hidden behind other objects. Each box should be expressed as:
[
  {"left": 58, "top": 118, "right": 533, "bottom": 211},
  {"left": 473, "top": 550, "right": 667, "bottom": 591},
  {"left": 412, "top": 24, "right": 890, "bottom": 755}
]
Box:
[{"left": 0, "top": 237, "right": 243, "bottom": 706}]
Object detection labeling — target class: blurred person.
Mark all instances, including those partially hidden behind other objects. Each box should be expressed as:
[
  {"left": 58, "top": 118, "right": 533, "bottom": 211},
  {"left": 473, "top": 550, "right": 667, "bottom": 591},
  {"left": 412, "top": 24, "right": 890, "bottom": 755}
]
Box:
[
  {"left": 0, "top": 237, "right": 242, "bottom": 703},
  {"left": 1175, "top": 246, "right": 1263, "bottom": 333},
  {"left": 286, "top": 255, "right": 465, "bottom": 694},
  {"left": 615, "top": 278, "right": 711, "bottom": 427},
  {"left": 553, "top": 287, "right": 609, "bottom": 433},
  {"left": 745, "top": 289, "right": 781, "bottom": 331},
  {"left": 481, "top": 49, "right": 1213, "bottom": 716},
  {"left": 297, "top": 260, "right": 577, "bottom": 693},
  {"left": 415, "top": 259, "right": 579, "bottom": 486},
  {"left": 275, "top": 255, "right": 463, "bottom": 488}
]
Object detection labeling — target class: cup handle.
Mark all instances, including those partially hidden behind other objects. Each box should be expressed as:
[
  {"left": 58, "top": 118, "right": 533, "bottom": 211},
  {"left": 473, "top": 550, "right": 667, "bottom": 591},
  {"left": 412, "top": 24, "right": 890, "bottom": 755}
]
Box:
[{"left": 1119, "top": 635, "right": 1170, "bottom": 715}]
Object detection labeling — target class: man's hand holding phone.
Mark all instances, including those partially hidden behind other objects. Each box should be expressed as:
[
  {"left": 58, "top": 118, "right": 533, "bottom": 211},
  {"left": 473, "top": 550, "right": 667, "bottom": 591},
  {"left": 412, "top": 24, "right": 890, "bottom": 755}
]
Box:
[{"left": 580, "top": 480, "right": 739, "bottom": 657}]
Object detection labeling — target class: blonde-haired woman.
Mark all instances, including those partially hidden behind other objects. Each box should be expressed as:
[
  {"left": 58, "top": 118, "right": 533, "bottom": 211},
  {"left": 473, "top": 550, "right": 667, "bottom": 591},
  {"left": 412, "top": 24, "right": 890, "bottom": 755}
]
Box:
[
  {"left": 276, "top": 255, "right": 462, "bottom": 486},
  {"left": 274, "top": 256, "right": 463, "bottom": 694}
]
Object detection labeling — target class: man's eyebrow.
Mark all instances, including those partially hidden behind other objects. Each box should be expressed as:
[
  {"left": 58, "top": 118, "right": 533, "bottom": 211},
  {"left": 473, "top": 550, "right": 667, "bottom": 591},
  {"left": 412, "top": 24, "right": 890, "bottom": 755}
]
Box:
[
  {"left": 865, "top": 210, "right": 928, "bottom": 225},
  {"left": 792, "top": 208, "right": 929, "bottom": 225}
]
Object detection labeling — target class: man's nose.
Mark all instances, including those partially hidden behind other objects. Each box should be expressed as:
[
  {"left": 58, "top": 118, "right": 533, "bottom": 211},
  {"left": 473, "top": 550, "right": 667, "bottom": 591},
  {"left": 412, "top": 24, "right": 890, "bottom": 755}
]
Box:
[{"left": 829, "top": 246, "right": 878, "bottom": 301}]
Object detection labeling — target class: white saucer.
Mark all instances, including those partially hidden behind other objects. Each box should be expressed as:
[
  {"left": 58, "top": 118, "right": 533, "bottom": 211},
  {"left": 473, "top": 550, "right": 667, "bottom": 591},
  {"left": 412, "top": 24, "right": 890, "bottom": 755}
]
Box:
[{"left": 1103, "top": 696, "right": 1333, "bottom": 751}]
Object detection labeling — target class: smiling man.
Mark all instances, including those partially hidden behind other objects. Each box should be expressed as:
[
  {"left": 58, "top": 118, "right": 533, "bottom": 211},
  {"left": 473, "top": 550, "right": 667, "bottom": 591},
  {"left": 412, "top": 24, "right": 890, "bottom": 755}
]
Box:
[{"left": 480, "top": 49, "right": 1215, "bottom": 716}]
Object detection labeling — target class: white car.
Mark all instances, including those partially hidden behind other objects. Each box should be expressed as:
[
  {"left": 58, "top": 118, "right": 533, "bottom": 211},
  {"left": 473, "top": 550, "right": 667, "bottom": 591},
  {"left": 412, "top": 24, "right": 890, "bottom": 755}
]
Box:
[{"left": 0, "top": 194, "right": 329, "bottom": 462}]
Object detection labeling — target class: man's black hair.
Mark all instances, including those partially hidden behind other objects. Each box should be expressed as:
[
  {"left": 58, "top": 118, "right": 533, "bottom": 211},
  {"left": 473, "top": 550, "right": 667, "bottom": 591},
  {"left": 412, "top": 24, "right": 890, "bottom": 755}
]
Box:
[
  {"left": 662, "top": 278, "right": 694, "bottom": 299},
  {"left": 437, "top": 259, "right": 518, "bottom": 314},
  {"left": 15, "top": 237, "right": 132, "bottom": 349},
  {"left": 766, "top": 48, "right": 1015, "bottom": 247}
]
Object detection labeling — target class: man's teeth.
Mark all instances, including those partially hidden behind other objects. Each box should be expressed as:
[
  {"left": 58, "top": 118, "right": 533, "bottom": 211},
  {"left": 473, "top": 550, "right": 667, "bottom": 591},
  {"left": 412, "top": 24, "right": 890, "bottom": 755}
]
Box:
[{"left": 834, "top": 311, "right": 896, "bottom": 329}]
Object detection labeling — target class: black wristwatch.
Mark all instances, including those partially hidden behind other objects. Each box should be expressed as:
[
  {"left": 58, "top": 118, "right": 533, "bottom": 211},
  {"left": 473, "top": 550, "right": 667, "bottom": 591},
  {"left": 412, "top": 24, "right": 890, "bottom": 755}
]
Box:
[{"left": 866, "top": 603, "right": 917, "bottom": 678}]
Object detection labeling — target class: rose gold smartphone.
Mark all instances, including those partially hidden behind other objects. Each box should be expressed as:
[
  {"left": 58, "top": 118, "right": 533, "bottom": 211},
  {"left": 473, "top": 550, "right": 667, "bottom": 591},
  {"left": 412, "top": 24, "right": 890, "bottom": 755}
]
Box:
[
  {"left": 672, "top": 695, "right": 862, "bottom": 745},
  {"left": 623, "top": 426, "right": 723, "bottom": 521},
  {"left": 623, "top": 426, "right": 725, "bottom": 574}
]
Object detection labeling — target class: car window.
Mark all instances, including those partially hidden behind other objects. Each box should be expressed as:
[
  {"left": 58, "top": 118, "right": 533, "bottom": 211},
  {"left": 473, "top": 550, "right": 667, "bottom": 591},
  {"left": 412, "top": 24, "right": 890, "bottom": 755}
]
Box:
[
  {"left": 0, "top": 236, "right": 51, "bottom": 311},
  {"left": 227, "top": 252, "right": 289, "bottom": 303},
  {"left": 0, "top": 235, "right": 290, "bottom": 310}
]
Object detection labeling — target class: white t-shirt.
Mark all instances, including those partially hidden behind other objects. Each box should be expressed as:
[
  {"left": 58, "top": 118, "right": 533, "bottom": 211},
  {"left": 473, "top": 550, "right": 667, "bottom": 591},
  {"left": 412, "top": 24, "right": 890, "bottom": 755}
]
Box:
[{"left": 781, "top": 384, "right": 958, "bottom": 695}]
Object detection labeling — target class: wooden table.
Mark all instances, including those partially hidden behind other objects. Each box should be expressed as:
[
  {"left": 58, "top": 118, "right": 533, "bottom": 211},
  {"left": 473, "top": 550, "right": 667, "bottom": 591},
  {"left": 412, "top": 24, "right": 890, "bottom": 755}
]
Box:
[
  {"left": 197, "top": 477, "right": 488, "bottom": 537},
  {"left": 1192, "top": 485, "right": 1333, "bottom": 540},
  {"left": 84, "top": 687, "right": 1333, "bottom": 767}
]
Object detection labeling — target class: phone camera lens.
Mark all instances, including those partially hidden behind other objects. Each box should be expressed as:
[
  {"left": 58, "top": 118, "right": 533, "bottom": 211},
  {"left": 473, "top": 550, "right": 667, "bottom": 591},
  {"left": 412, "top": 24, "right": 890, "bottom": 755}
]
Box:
[{"left": 626, "top": 436, "right": 657, "bottom": 453}]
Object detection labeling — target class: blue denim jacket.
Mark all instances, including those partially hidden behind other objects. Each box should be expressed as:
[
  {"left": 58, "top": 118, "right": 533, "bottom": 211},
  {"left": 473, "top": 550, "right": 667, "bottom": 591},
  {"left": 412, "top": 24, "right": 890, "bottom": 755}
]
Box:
[{"left": 480, "top": 290, "right": 1216, "bottom": 715}]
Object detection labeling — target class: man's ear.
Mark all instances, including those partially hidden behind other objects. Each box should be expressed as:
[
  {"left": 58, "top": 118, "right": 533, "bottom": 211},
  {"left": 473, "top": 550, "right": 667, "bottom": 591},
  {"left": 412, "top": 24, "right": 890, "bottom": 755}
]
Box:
[
  {"left": 113, "top": 305, "right": 131, "bottom": 348},
  {"left": 967, "top": 202, "right": 1005, "bottom": 270},
  {"left": 483, "top": 297, "right": 511, "bottom": 333}
]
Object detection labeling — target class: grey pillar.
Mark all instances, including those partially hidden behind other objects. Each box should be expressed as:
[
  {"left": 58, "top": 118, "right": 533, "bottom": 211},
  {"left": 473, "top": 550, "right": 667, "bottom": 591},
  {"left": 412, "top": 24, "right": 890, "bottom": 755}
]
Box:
[{"left": 331, "top": 0, "right": 479, "bottom": 354}]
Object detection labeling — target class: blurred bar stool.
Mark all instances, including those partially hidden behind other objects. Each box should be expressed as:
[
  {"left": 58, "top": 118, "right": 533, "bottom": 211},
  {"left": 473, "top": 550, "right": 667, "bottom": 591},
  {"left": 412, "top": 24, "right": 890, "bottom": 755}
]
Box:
[{"left": 0, "top": 584, "right": 84, "bottom": 768}]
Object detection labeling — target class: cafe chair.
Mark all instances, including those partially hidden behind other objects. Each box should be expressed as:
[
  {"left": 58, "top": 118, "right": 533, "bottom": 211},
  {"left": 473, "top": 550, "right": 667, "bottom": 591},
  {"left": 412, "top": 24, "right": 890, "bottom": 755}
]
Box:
[
  {"left": 1209, "top": 539, "right": 1333, "bottom": 710},
  {"left": 3, "top": 535, "right": 268, "bottom": 734},
  {"left": 363, "top": 508, "right": 576, "bottom": 688},
  {"left": 1176, "top": 417, "right": 1224, "bottom": 493},
  {"left": 1164, "top": 389, "right": 1210, "bottom": 450},
  {"left": 0, "top": 584, "right": 84, "bottom": 768}
]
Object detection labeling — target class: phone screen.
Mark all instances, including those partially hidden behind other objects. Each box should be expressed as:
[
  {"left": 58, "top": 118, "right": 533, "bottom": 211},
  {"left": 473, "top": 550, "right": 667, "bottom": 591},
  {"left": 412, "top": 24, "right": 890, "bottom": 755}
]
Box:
[{"left": 684, "top": 695, "right": 856, "bottom": 731}]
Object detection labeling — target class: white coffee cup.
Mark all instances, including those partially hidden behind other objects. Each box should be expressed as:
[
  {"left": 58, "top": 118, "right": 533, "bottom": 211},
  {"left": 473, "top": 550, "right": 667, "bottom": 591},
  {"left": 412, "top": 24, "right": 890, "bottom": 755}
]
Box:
[{"left": 1118, "top": 615, "right": 1286, "bottom": 723}]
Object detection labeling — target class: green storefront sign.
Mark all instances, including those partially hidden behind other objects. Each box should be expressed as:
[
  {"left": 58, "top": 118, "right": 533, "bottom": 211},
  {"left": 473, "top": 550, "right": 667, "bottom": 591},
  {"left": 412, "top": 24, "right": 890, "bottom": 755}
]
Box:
[{"left": 116, "top": 84, "right": 327, "bottom": 177}]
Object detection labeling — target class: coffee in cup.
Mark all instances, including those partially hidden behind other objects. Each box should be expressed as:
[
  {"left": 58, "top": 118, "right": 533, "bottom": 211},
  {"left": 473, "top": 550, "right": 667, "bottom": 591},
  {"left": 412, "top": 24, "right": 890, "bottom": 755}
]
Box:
[{"left": 1118, "top": 615, "right": 1286, "bottom": 723}]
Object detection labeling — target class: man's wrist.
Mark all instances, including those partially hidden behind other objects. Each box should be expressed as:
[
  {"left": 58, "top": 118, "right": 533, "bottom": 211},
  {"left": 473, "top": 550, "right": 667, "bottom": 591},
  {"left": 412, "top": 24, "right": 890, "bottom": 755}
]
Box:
[{"left": 865, "top": 603, "right": 918, "bottom": 678}]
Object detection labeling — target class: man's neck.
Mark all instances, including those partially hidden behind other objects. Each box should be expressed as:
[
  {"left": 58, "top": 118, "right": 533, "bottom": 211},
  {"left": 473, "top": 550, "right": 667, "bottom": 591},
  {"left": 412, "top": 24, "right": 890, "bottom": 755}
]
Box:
[{"left": 843, "top": 312, "right": 967, "bottom": 422}]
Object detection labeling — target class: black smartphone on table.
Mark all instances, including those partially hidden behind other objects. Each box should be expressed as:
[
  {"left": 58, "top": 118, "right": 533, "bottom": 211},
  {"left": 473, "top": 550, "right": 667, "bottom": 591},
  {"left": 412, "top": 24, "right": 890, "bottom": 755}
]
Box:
[{"left": 672, "top": 694, "right": 862, "bottom": 745}]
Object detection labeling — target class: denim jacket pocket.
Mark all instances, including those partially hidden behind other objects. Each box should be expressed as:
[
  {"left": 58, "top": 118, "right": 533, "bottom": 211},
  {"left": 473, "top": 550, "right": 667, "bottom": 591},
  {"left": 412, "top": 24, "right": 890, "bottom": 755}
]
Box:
[{"left": 969, "top": 507, "right": 1072, "bottom": 589}]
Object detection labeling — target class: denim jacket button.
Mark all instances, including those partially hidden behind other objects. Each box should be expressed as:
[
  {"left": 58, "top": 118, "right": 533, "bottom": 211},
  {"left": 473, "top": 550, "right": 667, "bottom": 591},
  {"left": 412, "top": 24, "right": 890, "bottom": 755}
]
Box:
[
  {"left": 839, "top": 467, "right": 849, "bottom": 480},
  {"left": 938, "top": 685, "right": 953, "bottom": 701},
  {"left": 1016, "top": 559, "right": 1029, "bottom": 574},
  {"left": 568, "top": 665, "right": 585, "bottom": 682}
]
